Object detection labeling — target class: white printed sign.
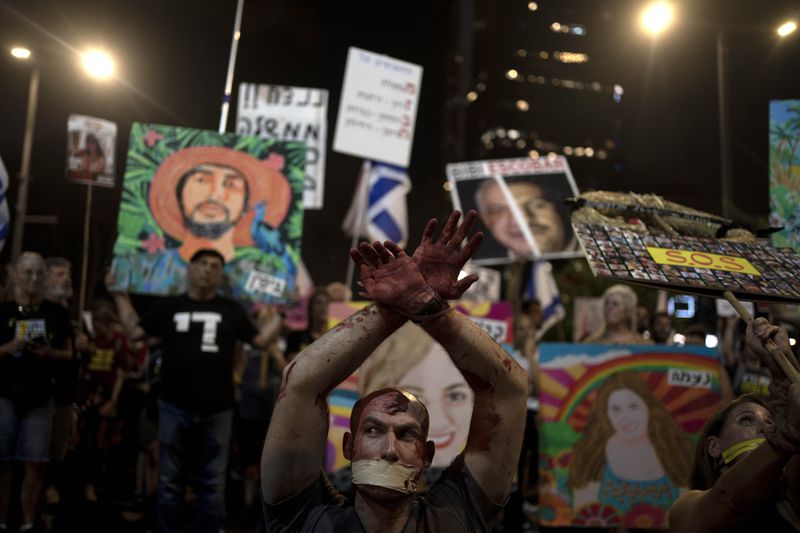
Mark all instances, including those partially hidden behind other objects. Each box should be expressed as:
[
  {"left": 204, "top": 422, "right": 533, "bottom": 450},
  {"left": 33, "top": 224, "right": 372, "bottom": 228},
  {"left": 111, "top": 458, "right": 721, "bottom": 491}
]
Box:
[
  {"left": 333, "top": 47, "right": 422, "bottom": 167},
  {"left": 667, "top": 368, "right": 713, "bottom": 389},
  {"left": 460, "top": 263, "right": 501, "bottom": 302},
  {"left": 237, "top": 83, "right": 328, "bottom": 209},
  {"left": 66, "top": 114, "right": 117, "bottom": 187}
]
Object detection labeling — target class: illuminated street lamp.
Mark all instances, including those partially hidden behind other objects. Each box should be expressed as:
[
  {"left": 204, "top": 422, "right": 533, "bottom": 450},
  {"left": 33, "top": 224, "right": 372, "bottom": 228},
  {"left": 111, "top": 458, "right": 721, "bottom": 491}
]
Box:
[
  {"left": 81, "top": 48, "right": 115, "bottom": 80},
  {"left": 10, "top": 47, "right": 31, "bottom": 60},
  {"left": 640, "top": 2, "right": 674, "bottom": 36},
  {"left": 777, "top": 20, "right": 797, "bottom": 38}
]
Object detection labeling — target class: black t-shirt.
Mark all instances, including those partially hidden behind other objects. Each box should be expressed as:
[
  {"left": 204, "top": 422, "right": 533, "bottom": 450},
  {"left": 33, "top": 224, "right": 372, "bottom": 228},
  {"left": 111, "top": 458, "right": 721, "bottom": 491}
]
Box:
[
  {"left": 139, "top": 294, "right": 258, "bottom": 415},
  {"left": 0, "top": 299, "right": 73, "bottom": 407},
  {"left": 263, "top": 454, "right": 503, "bottom": 532}
]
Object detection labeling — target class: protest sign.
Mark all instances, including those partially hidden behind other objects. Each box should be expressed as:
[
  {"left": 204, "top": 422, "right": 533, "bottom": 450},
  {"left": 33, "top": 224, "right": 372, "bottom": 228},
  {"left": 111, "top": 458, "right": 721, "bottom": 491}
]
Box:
[
  {"left": 459, "top": 262, "right": 501, "bottom": 302},
  {"left": 111, "top": 123, "right": 305, "bottom": 304},
  {"left": 447, "top": 156, "right": 582, "bottom": 264},
  {"left": 574, "top": 222, "right": 800, "bottom": 303},
  {"left": 66, "top": 114, "right": 116, "bottom": 187},
  {"left": 769, "top": 99, "right": 800, "bottom": 251},
  {"left": 538, "top": 343, "right": 722, "bottom": 528},
  {"left": 236, "top": 83, "right": 328, "bottom": 209},
  {"left": 333, "top": 47, "right": 422, "bottom": 167}
]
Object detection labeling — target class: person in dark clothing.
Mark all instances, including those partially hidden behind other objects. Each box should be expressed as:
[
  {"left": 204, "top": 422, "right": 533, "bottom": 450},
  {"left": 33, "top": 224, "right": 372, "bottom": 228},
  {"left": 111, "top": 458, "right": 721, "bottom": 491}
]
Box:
[
  {"left": 107, "top": 249, "right": 281, "bottom": 533},
  {"left": 0, "top": 252, "right": 73, "bottom": 532}
]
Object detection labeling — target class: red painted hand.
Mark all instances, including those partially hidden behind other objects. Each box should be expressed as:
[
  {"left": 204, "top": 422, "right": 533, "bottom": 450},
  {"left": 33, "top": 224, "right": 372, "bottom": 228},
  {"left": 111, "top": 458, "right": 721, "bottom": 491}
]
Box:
[
  {"left": 411, "top": 210, "right": 483, "bottom": 300},
  {"left": 350, "top": 241, "right": 434, "bottom": 315}
]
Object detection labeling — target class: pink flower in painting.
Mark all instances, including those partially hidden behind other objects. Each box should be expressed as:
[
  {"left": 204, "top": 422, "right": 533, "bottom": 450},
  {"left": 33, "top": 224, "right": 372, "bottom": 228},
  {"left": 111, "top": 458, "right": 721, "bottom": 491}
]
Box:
[
  {"left": 143, "top": 130, "right": 163, "bottom": 148},
  {"left": 263, "top": 152, "right": 285, "bottom": 171},
  {"left": 141, "top": 233, "right": 165, "bottom": 254}
]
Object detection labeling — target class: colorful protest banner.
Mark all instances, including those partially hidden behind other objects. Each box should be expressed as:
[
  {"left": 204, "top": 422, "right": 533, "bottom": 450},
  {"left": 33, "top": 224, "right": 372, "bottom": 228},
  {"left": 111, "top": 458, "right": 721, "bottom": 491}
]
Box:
[
  {"left": 538, "top": 343, "right": 723, "bottom": 528},
  {"left": 447, "top": 156, "right": 582, "bottom": 264},
  {"left": 236, "top": 83, "right": 327, "bottom": 209},
  {"left": 66, "top": 114, "right": 117, "bottom": 187},
  {"left": 111, "top": 123, "right": 305, "bottom": 304},
  {"left": 769, "top": 99, "right": 800, "bottom": 250},
  {"left": 322, "top": 301, "right": 513, "bottom": 471},
  {"left": 333, "top": 47, "right": 422, "bottom": 167}
]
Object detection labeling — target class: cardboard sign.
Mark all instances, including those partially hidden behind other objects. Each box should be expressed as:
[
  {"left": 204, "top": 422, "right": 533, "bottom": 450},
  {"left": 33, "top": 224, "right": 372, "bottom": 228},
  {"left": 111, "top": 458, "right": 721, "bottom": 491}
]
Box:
[
  {"left": 111, "top": 123, "right": 305, "bottom": 304},
  {"left": 66, "top": 114, "right": 116, "bottom": 187},
  {"left": 236, "top": 83, "right": 328, "bottom": 209},
  {"left": 574, "top": 222, "right": 800, "bottom": 303},
  {"left": 447, "top": 156, "right": 582, "bottom": 264},
  {"left": 538, "top": 343, "right": 722, "bottom": 528},
  {"left": 333, "top": 47, "right": 422, "bottom": 167}
]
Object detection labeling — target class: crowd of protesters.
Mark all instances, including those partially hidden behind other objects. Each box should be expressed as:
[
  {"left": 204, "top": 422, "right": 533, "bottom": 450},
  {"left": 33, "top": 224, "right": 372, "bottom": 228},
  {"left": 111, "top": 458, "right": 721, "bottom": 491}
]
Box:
[{"left": 0, "top": 243, "right": 798, "bottom": 533}]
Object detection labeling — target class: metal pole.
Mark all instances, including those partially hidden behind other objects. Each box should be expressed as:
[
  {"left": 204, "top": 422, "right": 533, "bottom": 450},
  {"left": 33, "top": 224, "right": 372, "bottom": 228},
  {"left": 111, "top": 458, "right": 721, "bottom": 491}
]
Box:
[
  {"left": 345, "top": 161, "right": 372, "bottom": 292},
  {"left": 218, "top": 0, "right": 246, "bottom": 133},
  {"left": 716, "top": 30, "right": 733, "bottom": 219},
  {"left": 11, "top": 67, "right": 40, "bottom": 261},
  {"left": 78, "top": 184, "right": 93, "bottom": 320}
]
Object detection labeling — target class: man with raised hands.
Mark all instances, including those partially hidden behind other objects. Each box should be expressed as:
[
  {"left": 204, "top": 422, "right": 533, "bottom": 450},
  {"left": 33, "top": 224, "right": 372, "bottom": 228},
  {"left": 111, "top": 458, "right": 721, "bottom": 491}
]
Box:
[{"left": 261, "top": 210, "right": 528, "bottom": 532}]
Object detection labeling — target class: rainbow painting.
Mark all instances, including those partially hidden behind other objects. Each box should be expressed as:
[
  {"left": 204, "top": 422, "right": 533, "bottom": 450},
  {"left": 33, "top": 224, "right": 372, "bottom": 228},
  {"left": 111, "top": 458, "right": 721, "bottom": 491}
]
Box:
[{"left": 538, "top": 343, "right": 722, "bottom": 528}]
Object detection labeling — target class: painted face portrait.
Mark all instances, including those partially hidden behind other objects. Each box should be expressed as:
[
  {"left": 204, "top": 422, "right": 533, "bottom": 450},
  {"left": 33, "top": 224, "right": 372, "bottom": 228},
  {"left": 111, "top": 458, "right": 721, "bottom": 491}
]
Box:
[
  {"left": 398, "top": 343, "right": 474, "bottom": 468},
  {"left": 178, "top": 163, "right": 249, "bottom": 239},
  {"left": 607, "top": 388, "right": 649, "bottom": 441}
]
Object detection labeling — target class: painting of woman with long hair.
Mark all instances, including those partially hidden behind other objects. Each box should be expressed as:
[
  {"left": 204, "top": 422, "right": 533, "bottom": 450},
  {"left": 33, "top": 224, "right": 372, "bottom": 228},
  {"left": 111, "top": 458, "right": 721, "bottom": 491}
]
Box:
[{"left": 568, "top": 371, "right": 693, "bottom": 513}]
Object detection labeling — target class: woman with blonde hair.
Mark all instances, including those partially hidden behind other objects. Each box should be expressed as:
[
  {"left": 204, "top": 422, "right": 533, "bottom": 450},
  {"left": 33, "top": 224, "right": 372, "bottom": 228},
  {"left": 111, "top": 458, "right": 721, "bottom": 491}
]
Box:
[
  {"left": 568, "top": 371, "right": 693, "bottom": 512},
  {"left": 585, "top": 284, "right": 652, "bottom": 345}
]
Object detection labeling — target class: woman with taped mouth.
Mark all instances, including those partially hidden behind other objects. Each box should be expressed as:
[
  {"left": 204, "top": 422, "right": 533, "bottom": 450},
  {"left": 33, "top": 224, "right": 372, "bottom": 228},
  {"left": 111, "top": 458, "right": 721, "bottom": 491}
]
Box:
[{"left": 669, "top": 317, "right": 800, "bottom": 532}]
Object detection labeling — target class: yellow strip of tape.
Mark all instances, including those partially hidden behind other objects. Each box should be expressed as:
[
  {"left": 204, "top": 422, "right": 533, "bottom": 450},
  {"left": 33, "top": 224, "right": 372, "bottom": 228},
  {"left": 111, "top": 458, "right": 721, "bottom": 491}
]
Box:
[{"left": 646, "top": 247, "right": 761, "bottom": 276}]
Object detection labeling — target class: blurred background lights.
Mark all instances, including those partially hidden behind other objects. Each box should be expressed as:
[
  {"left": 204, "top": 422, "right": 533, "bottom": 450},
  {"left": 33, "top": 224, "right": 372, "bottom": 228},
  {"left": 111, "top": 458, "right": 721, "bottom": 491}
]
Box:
[
  {"left": 81, "top": 49, "right": 115, "bottom": 79},
  {"left": 527, "top": 2, "right": 538, "bottom": 11},
  {"left": 506, "top": 68, "right": 519, "bottom": 80},
  {"left": 777, "top": 21, "right": 797, "bottom": 37},
  {"left": 640, "top": 2, "right": 674, "bottom": 35},
  {"left": 10, "top": 47, "right": 31, "bottom": 59}
]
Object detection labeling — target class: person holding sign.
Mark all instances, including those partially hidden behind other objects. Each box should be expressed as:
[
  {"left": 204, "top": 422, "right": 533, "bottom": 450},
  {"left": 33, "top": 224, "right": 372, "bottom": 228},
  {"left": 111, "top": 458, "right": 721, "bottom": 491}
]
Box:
[
  {"left": 261, "top": 211, "right": 528, "bottom": 532},
  {"left": 669, "top": 317, "right": 800, "bottom": 532}
]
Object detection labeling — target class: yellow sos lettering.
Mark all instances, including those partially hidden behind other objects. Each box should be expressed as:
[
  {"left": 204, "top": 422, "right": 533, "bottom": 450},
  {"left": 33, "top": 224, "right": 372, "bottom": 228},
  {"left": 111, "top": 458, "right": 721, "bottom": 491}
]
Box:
[{"left": 646, "top": 247, "right": 761, "bottom": 276}]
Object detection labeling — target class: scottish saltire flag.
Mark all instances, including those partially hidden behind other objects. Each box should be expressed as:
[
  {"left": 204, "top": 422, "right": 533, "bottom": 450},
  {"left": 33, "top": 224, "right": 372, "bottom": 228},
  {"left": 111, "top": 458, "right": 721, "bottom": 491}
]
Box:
[
  {"left": 526, "top": 260, "right": 565, "bottom": 339},
  {"left": 342, "top": 160, "right": 412, "bottom": 246},
  {"left": 0, "top": 157, "right": 10, "bottom": 252}
]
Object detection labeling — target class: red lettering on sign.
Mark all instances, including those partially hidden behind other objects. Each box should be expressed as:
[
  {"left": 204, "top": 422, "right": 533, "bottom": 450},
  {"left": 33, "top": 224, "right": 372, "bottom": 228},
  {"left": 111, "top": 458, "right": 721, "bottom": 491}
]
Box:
[
  {"left": 665, "top": 250, "right": 687, "bottom": 263},
  {"left": 718, "top": 256, "right": 745, "bottom": 271},
  {"left": 690, "top": 253, "right": 713, "bottom": 266}
]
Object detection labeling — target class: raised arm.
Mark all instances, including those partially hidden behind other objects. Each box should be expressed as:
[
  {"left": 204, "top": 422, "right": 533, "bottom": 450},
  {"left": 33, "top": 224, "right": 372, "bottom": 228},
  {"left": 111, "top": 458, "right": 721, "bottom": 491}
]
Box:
[
  {"left": 409, "top": 210, "right": 527, "bottom": 503},
  {"left": 261, "top": 251, "right": 434, "bottom": 503},
  {"left": 105, "top": 271, "right": 146, "bottom": 341}
]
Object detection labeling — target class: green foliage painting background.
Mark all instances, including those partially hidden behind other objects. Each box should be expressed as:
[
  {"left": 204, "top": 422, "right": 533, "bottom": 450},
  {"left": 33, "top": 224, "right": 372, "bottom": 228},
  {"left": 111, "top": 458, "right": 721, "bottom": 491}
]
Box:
[
  {"left": 112, "top": 123, "right": 305, "bottom": 303},
  {"left": 770, "top": 100, "right": 800, "bottom": 250}
]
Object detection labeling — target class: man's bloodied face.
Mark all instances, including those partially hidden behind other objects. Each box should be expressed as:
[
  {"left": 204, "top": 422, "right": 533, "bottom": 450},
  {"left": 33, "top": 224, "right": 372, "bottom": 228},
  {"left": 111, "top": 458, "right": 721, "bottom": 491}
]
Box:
[{"left": 179, "top": 163, "right": 248, "bottom": 239}]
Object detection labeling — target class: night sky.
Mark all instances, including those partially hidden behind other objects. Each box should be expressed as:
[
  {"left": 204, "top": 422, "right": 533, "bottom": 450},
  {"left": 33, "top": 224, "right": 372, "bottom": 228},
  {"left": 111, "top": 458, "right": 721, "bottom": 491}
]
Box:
[{"left": 1, "top": 0, "right": 799, "bottom": 309}]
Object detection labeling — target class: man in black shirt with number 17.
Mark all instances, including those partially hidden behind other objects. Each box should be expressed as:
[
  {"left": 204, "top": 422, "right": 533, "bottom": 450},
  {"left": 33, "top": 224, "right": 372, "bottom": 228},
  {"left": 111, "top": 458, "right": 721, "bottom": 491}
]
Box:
[{"left": 107, "top": 249, "right": 281, "bottom": 533}]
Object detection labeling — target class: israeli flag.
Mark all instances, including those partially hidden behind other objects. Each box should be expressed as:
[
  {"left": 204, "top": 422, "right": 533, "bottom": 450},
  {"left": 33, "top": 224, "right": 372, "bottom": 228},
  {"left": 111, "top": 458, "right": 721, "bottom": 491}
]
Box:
[
  {"left": 526, "top": 261, "right": 565, "bottom": 340},
  {"left": 342, "top": 160, "right": 411, "bottom": 246},
  {"left": 0, "top": 157, "right": 10, "bottom": 252}
]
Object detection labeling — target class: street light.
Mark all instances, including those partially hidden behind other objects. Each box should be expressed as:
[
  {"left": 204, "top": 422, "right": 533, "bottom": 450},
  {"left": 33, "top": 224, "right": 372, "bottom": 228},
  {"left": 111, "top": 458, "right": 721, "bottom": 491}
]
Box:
[
  {"left": 9, "top": 47, "right": 40, "bottom": 261},
  {"left": 81, "top": 49, "right": 115, "bottom": 80},
  {"left": 640, "top": 2, "right": 674, "bottom": 36},
  {"left": 10, "top": 47, "right": 31, "bottom": 60},
  {"left": 777, "top": 21, "right": 797, "bottom": 38}
]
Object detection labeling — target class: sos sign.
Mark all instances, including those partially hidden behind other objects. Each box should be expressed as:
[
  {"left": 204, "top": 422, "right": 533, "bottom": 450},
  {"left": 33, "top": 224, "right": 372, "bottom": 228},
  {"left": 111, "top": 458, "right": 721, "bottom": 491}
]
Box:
[{"left": 646, "top": 247, "right": 761, "bottom": 276}]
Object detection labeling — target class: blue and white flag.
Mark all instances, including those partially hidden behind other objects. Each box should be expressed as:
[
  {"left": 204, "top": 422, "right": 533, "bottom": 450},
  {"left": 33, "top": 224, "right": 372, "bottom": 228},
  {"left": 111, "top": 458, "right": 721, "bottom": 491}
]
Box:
[
  {"left": 0, "top": 157, "right": 10, "bottom": 252},
  {"left": 526, "top": 260, "right": 565, "bottom": 340},
  {"left": 342, "top": 160, "right": 412, "bottom": 246}
]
